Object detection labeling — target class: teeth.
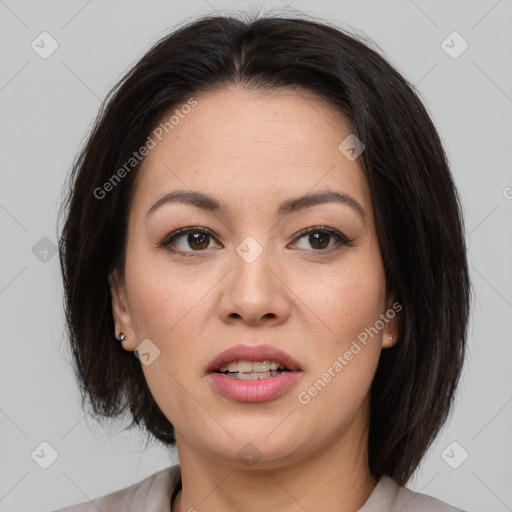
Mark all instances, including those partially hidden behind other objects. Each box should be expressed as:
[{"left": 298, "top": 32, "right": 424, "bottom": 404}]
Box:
[
  {"left": 225, "top": 370, "right": 284, "bottom": 380},
  {"left": 252, "top": 361, "right": 266, "bottom": 372},
  {"left": 237, "top": 360, "right": 253, "bottom": 373},
  {"left": 225, "top": 362, "right": 238, "bottom": 372},
  {"left": 218, "top": 360, "right": 289, "bottom": 373}
]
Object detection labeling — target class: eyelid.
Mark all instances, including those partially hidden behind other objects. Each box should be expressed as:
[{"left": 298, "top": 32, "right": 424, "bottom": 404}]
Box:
[
  {"left": 291, "top": 225, "right": 354, "bottom": 244},
  {"left": 289, "top": 225, "right": 355, "bottom": 254},
  {"left": 159, "top": 226, "right": 219, "bottom": 256}
]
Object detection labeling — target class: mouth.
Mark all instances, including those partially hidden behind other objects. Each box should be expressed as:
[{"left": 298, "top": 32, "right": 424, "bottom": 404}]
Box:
[
  {"left": 207, "top": 343, "right": 302, "bottom": 374},
  {"left": 207, "top": 344, "right": 303, "bottom": 402},
  {"left": 215, "top": 360, "right": 292, "bottom": 380}
]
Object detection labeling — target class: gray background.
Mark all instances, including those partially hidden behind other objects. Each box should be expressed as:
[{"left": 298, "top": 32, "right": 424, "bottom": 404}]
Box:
[{"left": 1, "top": 1, "right": 511, "bottom": 511}]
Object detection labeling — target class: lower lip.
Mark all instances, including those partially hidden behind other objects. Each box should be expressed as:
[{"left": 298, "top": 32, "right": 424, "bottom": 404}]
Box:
[{"left": 208, "top": 371, "right": 303, "bottom": 402}]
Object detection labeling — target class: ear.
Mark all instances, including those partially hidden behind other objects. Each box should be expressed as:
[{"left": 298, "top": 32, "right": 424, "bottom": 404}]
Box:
[
  {"left": 381, "top": 293, "right": 401, "bottom": 349},
  {"left": 108, "top": 267, "right": 137, "bottom": 352}
]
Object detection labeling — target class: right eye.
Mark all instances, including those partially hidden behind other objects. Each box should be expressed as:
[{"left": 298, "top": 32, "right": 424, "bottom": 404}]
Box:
[{"left": 160, "top": 226, "right": 221, "bottom": 256}]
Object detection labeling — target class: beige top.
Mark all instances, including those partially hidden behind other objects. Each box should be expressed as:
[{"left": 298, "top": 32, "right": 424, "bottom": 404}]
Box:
[{"left": 51, "top": 464, "right": 467, "bottom": 512}]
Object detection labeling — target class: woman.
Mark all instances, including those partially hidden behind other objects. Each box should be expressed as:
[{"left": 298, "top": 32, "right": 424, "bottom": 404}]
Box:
[{"left": 54, "top": 11, "right": 471, "bottom": 512}]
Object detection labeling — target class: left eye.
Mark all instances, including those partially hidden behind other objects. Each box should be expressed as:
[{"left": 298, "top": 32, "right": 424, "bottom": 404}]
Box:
[
  {"left": 161, "top": 226, "right": 353, "bottom": 255},
  {"left": 292, "top": 226, "right": 354, "bottom": 252}
]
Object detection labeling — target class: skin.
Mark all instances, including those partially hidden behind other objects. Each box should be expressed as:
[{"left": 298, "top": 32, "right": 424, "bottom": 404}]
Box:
[{"left": 109, "top": 85, "right": 399, "bottom": 512}]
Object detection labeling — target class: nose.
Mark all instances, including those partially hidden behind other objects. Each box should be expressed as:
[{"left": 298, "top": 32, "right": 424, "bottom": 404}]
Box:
[{"left": 217, "top": 241, "right": 291, "bottom": 327}]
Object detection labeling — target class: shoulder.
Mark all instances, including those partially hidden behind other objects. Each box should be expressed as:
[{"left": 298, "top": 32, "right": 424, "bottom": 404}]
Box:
[
  {"left": 359, "top": 475, "right": 468, "bottom": 512},
  {"left": 48, "top": 464, "right": 181, "bottom": 512}
]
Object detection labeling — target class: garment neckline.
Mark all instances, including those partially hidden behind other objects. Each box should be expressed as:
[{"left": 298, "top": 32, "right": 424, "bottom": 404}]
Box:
[{"left": 163, "top": 464, "right": 398, "bottom": 512}]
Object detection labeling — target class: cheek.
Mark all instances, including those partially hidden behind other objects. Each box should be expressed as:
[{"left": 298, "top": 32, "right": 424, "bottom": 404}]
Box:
[
  {"left": 293, "top": 254, "right": 386, "bottom": 423},
  {"left": 294, "top": 255, "right": 386, "bottom": 346},
  {"left": 128, "top": 266, "right": 209, "bottom": 430},
  {"left": 125, "top": 247, "right": 211, "bottom": 339},
  {"left": 299, "top": 346, "right": 380, "bottom": 442}
]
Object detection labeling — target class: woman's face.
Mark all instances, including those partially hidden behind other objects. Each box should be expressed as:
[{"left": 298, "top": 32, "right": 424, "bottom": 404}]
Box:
[{"left": 110, "top": 86, "right": 398, "bottom": 469}]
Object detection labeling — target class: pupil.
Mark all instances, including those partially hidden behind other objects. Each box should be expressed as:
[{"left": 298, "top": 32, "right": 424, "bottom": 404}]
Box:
[
  {"left": 189, "top": 233, "right": 209, "bottom": 250},
  {"left": 310, "top": 232, "right": 329, "bottom": 249}
]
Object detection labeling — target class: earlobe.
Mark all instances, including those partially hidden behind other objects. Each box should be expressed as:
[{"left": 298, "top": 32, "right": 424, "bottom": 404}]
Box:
[
  {"left": 382, "top": 333, "right": 397, "bottom": 349},
  {"left": 108, "top": 268, "right": 136, "bottom": 351},
  {"left": 381, "top": 293, "right": 401, "bottom": 349}
]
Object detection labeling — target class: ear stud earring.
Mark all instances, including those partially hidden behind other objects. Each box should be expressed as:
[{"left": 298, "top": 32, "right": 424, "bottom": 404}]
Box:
[{"left": 116, "top": 332, "right": 127, "bottom": 343}]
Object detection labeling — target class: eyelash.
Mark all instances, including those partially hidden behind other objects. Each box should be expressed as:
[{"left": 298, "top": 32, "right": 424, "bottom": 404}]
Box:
[{"left": 159, "top": 225, "right": 355, "bottom": 257}]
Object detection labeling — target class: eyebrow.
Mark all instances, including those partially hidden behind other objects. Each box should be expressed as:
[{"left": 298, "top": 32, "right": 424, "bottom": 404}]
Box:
[{"left": 145, "top": 189, "right": 366, "bottom": 221}]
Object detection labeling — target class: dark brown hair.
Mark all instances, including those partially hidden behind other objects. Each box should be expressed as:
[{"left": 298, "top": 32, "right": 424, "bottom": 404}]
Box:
[{"left": 58, "top": 11, "right": 471, "bottom": 485}]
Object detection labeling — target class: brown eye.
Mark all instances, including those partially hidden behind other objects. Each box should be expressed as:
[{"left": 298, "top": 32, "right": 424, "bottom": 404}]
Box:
[
  {"left": 186, "top": 232, "right": 210, "bottom": 250},
  {"left": 307, "top": 232, "right": 330, "bottom": 250},
  {"left": 161, "top": 227, "right": 219, "bottom": 254},
  {"left": 292, "top": 226, "right": 355, "bottom": 253}
]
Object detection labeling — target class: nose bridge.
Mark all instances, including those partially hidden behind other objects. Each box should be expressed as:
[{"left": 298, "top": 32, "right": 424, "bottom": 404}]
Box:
[
  {"left": 218, "top": 233, "right": 289, "bottom": 324},
  {"left": 232, "top": 234, "right": 275, "bottom": 297}
]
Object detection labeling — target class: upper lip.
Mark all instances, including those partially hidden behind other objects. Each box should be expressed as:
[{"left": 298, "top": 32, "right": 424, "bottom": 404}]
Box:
[{"left": 207, "top": 344, "right": 302, "bottom": 373}]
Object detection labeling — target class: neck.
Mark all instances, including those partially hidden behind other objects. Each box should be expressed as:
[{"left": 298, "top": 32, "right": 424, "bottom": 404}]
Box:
[{"left": 171, "top": 406, "right": 377, "bottom": 512}]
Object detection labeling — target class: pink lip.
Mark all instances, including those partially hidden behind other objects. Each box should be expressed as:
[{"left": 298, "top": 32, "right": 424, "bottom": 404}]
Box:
[
  {"left": 206, "top": 344, "right": 303, "bottom": 403},
  {"left": 207, "top": 343, "right": 302, "bottom": 373},
  {"left": 208, "top": 371, "right": 303, "bottom": 402}
]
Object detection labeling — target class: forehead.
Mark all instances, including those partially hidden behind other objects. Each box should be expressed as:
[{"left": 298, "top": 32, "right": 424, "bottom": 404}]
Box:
[{"left": 131, "top": 85, "right": 371, "bottom": 218}]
